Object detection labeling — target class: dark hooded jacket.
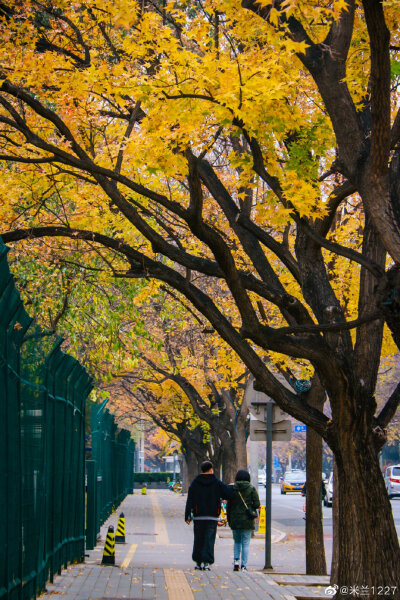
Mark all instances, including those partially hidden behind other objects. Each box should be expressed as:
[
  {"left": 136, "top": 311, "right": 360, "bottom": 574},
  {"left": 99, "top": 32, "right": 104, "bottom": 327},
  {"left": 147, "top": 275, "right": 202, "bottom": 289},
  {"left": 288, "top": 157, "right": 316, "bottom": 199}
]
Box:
[
  {"left": 185, "top": 474, "right": 233, "bottom": 521},
  {"left": 226, "top": 480, "right": 260, "bottom": 530}
]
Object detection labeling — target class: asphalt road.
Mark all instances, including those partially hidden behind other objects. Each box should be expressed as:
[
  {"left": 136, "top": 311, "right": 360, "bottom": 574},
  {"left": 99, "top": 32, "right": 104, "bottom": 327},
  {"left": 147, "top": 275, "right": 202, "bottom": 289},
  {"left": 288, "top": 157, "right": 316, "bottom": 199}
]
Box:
[{"left": 258, "top": 483, "right": 400, "bottom": 539}]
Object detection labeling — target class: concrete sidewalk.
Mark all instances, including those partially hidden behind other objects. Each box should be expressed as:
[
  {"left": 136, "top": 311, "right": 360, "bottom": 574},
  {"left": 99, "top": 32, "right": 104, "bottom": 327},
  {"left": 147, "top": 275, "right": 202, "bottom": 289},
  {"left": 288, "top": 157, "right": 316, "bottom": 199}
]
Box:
[
  {"left": 39, "top": 491, "right": 331, "bottom": 600},
  {"left": 43, "top": 564, "right": 331, "bottom": 600}
]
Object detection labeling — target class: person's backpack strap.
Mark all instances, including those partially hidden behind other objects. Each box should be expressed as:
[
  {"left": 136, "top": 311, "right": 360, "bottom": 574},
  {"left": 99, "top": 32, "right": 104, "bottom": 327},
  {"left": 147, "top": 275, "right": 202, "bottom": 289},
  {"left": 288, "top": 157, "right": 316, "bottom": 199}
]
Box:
[{"left": 237, "top": 490, "right": 249, "bottom": 509}]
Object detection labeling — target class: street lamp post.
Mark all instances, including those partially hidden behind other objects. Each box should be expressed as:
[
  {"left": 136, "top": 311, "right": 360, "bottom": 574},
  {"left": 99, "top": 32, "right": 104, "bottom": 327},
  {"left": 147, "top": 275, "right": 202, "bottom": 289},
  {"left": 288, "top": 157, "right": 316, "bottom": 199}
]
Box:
[
  {"left": 173, "top": 452, "right": 177, "bottom": 483},
  {"left": 178, "top": 453, "right": 185, "bottom": 495}
]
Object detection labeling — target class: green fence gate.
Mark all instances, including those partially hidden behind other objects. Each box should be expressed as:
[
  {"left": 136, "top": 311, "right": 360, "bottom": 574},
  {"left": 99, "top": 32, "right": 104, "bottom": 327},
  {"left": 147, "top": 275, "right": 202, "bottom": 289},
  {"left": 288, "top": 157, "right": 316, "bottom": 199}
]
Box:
[
  {"left": 0, "top": 239, "right": 92, "bottom": 600},
  {"left": 85, "top": 404, "right": 135, "bottom": 550}
]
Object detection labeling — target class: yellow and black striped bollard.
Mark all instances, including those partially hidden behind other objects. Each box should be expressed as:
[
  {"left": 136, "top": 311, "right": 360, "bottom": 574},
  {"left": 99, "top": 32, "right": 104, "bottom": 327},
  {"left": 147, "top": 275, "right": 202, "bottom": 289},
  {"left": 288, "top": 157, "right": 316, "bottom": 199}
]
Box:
[
  {"left": 101, "top": 525, "right": 116, "bottom": 565},
  {"left": 115, "top": 513, "right": 126, "bottom": 544}
]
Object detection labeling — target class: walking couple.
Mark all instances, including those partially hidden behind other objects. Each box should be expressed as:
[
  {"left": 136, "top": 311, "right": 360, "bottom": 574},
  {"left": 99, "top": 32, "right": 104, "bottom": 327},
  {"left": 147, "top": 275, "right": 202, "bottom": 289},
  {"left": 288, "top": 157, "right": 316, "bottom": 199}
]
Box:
[{"left": 185, "top": 460, "right": 260, "bottom": 571}]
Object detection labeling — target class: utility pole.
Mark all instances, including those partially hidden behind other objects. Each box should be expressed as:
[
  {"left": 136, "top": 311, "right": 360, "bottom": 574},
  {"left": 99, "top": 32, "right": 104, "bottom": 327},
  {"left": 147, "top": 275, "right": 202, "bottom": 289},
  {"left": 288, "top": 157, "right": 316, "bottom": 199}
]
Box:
[
  {"left": 265, "top": 401, "right": 273, "bottom": 570},
  {"left": 247, "top": 376, "right": 291, "bottom": 572}
]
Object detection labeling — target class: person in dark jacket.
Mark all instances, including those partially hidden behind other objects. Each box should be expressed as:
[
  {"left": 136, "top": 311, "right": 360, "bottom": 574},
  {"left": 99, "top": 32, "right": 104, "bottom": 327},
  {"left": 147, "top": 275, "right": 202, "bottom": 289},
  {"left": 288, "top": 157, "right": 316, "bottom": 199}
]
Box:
[
  {"left": 185, "top": 460, "right": 233, "bottom": 570},
  {"left": 226, "top": 469, "right": 260, "bottom": 571}
]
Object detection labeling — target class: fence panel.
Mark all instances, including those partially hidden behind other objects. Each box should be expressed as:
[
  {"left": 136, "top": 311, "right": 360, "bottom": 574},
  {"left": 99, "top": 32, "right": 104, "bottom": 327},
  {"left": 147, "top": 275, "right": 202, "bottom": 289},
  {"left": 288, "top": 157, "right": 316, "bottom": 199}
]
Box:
[
  {"left": 86, "top": 405, "right": 134, "bottom": 548},
  {"left": 0, "top": 239, "right": 92, "bottom": 600}
]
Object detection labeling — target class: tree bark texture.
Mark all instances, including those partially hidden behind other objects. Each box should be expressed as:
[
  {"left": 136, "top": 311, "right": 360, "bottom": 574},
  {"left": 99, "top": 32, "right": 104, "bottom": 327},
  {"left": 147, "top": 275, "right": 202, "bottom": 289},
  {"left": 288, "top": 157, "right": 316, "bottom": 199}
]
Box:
[
  {"left": 221, "top": 447, "right": 237, "bottom": 484},
  {"left": 305, "top": 377, "right": 327, "bottom": 575},
  {"left": 218, "top": 407, "right": 248, "bottom": 482},
  {"left": 182, "top": 444, "right": 199, "bottom": 491},
  {"left": 331, "top": 460, "right": 339, "bottom": 582},
  {"left": 332, "top": 427, "right": 400, "bottom": 597},
  {"left": 219, "top": 426, "right": 247, "bottom": 483}
]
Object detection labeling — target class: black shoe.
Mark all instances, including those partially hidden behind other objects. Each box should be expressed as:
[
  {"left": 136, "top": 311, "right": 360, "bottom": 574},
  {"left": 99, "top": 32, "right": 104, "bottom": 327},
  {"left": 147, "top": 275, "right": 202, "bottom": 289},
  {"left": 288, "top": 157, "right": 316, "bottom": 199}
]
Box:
[
  {"left": 233, "top": 560, "right": 240, "bottom": 571},
  {"left": 195, "top": 563, "right": 202, "bottom": 570},
  {"left": 203, "top": 563, "right": 211, "bottom": 571},
  {"left": 241, "top": 566, "right": 247, "bottom": 571}
]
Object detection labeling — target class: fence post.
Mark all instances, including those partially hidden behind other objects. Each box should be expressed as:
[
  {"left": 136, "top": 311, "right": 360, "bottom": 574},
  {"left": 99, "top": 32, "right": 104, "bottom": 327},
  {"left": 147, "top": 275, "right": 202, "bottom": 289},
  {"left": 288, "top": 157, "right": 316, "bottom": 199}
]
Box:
[{"left": 85, "top": 461, "right": 97, "bottom": 551}]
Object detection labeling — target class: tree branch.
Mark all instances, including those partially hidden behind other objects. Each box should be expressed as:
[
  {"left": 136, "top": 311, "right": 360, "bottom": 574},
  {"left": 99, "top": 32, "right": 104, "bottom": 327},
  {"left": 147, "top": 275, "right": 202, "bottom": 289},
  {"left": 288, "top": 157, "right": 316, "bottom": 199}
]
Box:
[
  {"left": 362, "top": 0, "right": 391, "bottom": 176},
  {"left": 234, "top": 213, "right": 301, "bottom": 282},
  {"left": 270, "top": 310, "right": 382, "bottom": 337},
  {"left": 0, "top": 224, "right": 320, "bottom": 314},
  {"left": 376, "top": 382, "right": 400, "bottom": 429}
]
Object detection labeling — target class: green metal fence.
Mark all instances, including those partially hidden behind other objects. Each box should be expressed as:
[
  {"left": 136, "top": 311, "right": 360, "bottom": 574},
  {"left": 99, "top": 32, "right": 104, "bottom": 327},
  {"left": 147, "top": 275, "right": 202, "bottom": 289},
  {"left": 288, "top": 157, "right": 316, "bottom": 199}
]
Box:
[
  {"left": 0, "top": 239, "right": 92, "bottom": 600},
  {"left": 85, "top": 404, "right": 135, "bottom": 550}
]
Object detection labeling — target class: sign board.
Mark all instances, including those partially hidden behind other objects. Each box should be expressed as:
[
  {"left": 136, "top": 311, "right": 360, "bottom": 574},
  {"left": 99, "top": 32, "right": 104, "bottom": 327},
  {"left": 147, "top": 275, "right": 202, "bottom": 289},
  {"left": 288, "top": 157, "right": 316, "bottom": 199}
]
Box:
[
  {"left": 248, "top": 403, "right": 289, "bottom": 423},
  {"left": 249, "top": 419, "right": 292, "bottom": 442},
  {"left": 245, "top": 377, "right": 289, "bottom": 423},
  {"left": 294, "top": 424, "right": 307, "bottom": 433}
]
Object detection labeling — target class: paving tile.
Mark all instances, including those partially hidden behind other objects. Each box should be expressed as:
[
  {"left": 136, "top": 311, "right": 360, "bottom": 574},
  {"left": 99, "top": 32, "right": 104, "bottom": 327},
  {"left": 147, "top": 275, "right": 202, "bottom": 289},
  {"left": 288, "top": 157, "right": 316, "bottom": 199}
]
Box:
[{"left": 37, "top": 491, "right": 332, "bottom": 600}]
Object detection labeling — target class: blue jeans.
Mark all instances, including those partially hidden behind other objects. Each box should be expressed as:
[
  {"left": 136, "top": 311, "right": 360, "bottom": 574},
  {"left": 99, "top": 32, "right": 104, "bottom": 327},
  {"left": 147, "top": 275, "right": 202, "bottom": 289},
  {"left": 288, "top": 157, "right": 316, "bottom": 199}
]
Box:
[{"left": 233, "top": 529, "right": 252, "bottom": 567}]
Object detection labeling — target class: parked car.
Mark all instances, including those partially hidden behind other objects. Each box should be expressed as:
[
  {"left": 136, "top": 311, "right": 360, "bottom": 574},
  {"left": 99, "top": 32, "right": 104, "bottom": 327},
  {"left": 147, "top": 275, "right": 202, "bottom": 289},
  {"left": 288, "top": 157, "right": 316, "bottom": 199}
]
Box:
[
  {"left": 385, "top": 464, "right": 400, "bottom": 498},
  {"left": 324, "top": 471, "right": 333, "bottom": 506},
  {"left": 258, "top": 469, "right": 266, "bottom": 486},
  {"left": 280, "top": 469, "right": 306, "bottom": 494}
]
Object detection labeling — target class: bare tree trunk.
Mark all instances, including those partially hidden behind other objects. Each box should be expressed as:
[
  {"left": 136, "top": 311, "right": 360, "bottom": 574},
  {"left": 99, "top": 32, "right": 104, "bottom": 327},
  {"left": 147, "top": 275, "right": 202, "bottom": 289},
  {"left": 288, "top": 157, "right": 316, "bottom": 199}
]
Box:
[
  {"left": 235, "top": 417, "right": 248, "bottom": 470},
  {"left": 183, "top": 446, "right": 199, "bottom": 490},
  {"left": 331, "top": 460, "right": 339, "bottom": 581},
  {"left": 305, "top": 377, "right": 327, "bottom": 574},
  {"left": 221, "top": 442, "right": 237, "bottom": 483},
  {"left": 332, "top": 429, "right": 400, "bottom": 598},
  {"left": 235, "top": 438, "right": 248, "bottom": 470},
  {"left": 209, "top": 438, "right": 223, "bottom": 478}
]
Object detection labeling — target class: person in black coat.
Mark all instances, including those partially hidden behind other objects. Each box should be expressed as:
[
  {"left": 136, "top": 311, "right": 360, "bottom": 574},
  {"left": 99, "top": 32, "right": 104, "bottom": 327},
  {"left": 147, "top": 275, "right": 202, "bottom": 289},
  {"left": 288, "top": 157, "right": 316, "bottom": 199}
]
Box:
[{"left": 185, "top": 460, "right": 233, "bottom": 570}]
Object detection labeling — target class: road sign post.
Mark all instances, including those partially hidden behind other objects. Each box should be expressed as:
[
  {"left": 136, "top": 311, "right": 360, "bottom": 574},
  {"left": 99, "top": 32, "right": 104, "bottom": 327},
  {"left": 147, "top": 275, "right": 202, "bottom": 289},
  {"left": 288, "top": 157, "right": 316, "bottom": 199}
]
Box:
[
  {"left": 265, "top": 401, "right": 273, "bottom": 570},
  {"left": 245, "top": 377, "right": 293, "bottom": 571}
]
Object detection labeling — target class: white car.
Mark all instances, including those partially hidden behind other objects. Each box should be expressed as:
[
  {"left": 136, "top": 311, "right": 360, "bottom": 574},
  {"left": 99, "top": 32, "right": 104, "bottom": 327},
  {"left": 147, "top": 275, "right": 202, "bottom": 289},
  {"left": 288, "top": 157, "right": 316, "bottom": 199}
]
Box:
[
  {"left": 385, "top": 464, "right": 400, "bottom": 498},
  {"left": 258, "top": 469, "right": 266, "bottom": 486},
  {"left": 324, "top": 471, "right": 333, "bottom": 506}
]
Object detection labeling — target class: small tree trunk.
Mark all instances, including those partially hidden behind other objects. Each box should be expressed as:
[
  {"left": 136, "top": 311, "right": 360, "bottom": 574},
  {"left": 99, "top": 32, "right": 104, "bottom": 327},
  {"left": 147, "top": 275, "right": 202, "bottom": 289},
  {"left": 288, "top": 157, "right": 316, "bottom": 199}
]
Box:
[
  {"left": 305, "top": 376, "right": 327, "bottom": 574},
  {"left": 221, "top": 443, "right": 237, "bottom": 483},
  {"left": 331, "top": 460, "right": 339, "bottom": 581},
  {"left": 306, "top": 426, "right": 327, "bottom": 574},
  {"left": 183, "top": 447, "right": 199, "bottom": 490},
  {"left": 211, "top": 445, "right": 223, "bottom": 479},
  {"left": 333, "top": 430, "right": 400, "bottom": 598},
  {"left": 235, "top": 420, "right": 248, "bottom": 470}
]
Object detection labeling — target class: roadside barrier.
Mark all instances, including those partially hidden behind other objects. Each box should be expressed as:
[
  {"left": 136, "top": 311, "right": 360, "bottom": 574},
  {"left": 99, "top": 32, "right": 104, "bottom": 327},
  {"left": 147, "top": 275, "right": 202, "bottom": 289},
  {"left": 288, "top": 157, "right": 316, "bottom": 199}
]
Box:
[
  {"left": 258, "top": 505, "right": 266, "bottom": 535},
  {"left": 0, "top": 237, "right": 92, "bottom": 600},
  {"left": 85, "top": 405, "right": 135, "bottom": 551},
  {"left": 115, "top": 513, "right": 126, "bottom": 544},
  {"left": 142, "top": 485, "right": 147, "bottom": 495},
  {"left": 102, "top": 525, "right": 116, "bottom": 565}
]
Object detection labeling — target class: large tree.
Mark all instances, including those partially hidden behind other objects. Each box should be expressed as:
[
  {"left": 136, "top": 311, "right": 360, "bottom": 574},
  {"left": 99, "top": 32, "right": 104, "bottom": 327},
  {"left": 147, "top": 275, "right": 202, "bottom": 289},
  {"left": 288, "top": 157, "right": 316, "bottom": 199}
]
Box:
[
  {"left": 1, "top": 0, "right": 400, "bottom": 593},
  {"left": 115, "top": 296, "right": 250, "bottom": 481},
  {"left": 112, "top": 383, "right": 215, "bottom": 485}
]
